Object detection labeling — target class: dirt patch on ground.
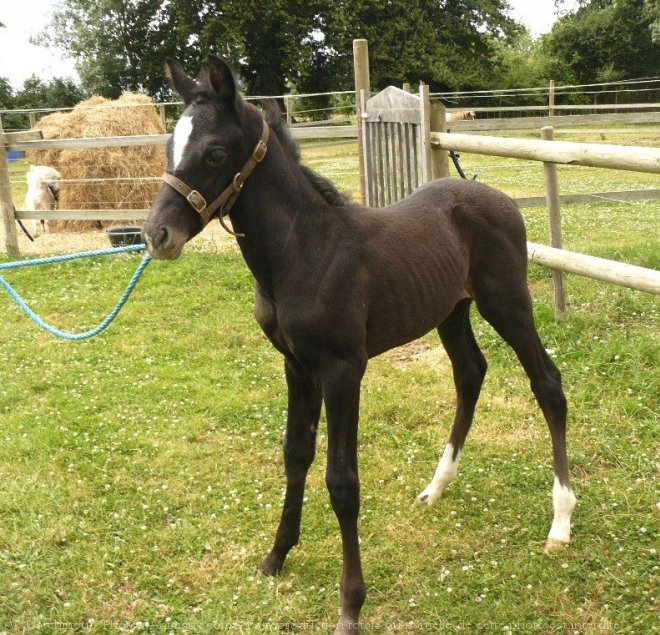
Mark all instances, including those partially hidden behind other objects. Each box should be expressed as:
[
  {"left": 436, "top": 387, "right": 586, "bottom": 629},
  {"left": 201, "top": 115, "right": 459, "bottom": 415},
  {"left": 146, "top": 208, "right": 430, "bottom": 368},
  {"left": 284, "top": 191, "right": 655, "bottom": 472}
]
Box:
[{"left": 385, "top": 338, "right": 449, "bottom": 373}]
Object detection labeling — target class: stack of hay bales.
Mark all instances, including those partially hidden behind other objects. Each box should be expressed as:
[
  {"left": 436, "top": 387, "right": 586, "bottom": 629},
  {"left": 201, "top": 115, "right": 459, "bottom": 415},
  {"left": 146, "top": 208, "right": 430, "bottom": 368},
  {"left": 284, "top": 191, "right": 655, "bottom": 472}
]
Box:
[{"left": 30, "top": 93, "right": 166, "bottom": 231}]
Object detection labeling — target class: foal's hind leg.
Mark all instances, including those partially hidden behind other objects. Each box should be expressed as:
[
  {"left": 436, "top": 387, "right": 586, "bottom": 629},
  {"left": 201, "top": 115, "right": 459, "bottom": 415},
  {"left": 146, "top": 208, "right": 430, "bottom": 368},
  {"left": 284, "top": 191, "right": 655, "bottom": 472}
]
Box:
[
  {"left": 260, "top": 359, "right": 322, "bottom": 575},
  {"left": 474, "top": 287, "right": 576, "bottom": 548},
  {"left": 417, "top": 299, "right": 487, "bottom": 505}
]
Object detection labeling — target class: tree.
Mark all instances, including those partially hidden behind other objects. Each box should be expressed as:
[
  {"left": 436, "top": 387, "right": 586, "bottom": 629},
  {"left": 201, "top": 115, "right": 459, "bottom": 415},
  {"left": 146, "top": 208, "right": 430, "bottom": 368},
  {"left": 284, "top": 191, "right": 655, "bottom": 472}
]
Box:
[
  {"left": 13, "top": 76, "right": 87, "bottom": 110},
  {"left": 540, "top": 0, "right": 660, "bottom": 90},
  {"left": 37, "top": 0, "right": 182, "bottom": 98},
  {"left": 646, "top": 0, "right": 660, "bottom": 43},
  {"left": 0, "top": 19, "right": 17, "bottom": 128},
  {"left": 232, "top": 0, "right": 327, "bottom": 96},
  {"left": 0, "top": 77, "right": 86, "bottom": 130},
  {"left": 487, "top": 30, "right": 546, "bottom": 99},
  {"left": 39, "top": 0, "right": 321, "bottom": 98},
  {"left": 40, "top": 0, "right": 523, "bottom": 99},
  {"left": 0, "top": 77, "right": 13, "bottom": 110},
  {"left": 0, "top": 21, "right": 7, "bottom": 105},
  {"left": 320, "top": 0, "right": 521, "bottom": 92}
]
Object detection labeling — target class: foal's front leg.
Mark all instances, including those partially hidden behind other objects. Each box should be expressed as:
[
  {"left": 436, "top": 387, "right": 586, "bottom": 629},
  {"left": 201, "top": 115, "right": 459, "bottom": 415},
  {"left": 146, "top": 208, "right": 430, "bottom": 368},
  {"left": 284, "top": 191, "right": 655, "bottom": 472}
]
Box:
[
  {"left": 321, "top": 357, "right": 367, "bottom": 634},
  {"left": 261, "top": 359, "right": 322, "bottom": 575}
]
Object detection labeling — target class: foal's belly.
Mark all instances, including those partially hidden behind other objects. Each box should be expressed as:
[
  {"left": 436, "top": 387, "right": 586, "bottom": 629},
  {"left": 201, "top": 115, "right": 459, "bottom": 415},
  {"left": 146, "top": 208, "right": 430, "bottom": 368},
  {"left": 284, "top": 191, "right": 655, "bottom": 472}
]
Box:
[
  {"left": 363, "top": 253, "right": 471, "bottom": 357},
  {"left": 365, "top": 286, "right": 468, "bottom": 358},
  {"left": 362, "top": 232, "right": 470, "bottom": 358}
]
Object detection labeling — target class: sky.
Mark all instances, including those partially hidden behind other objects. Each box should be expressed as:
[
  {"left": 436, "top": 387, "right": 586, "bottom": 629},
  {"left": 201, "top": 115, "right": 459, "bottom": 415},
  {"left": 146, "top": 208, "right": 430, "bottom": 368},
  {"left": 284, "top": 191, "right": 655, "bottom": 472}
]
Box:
[
  {"left": 0, "top": 0, "right": 576, "bottom": 92},
  {"left": 0, "top": 0, "right": 78, "bottom": 90}
]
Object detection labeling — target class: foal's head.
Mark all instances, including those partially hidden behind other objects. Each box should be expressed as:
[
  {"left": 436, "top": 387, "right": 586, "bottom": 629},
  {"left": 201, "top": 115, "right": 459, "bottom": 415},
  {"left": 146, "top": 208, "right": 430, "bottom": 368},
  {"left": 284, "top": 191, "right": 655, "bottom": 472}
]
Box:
[{"left": 143, "top": 56, "right": 264, "bottom": 260}]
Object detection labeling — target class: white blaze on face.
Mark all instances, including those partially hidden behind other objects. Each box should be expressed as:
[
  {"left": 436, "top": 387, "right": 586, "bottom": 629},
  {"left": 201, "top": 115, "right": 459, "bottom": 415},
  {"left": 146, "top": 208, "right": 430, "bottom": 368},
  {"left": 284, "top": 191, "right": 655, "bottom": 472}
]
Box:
[
  {"left": 172, "top": 115, "right": 193, "bottom": 169},
  {"left": 416, "top": 443, "right": 460, "bottom": 505}
]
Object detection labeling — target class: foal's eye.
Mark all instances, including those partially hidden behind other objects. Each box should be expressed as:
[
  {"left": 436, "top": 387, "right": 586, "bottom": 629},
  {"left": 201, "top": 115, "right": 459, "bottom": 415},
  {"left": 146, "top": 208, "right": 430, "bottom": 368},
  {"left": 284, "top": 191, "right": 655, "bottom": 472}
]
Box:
[{"left": 207, "top": 149, "right": 226, "bottom": 164}]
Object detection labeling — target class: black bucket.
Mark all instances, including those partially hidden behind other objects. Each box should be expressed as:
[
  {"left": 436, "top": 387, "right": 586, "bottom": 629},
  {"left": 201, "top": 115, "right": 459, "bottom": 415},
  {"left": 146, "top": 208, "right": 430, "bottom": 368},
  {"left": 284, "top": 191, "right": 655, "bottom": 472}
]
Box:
[{"left": 107, "top": 226, "right": 143, "bottom": 247}]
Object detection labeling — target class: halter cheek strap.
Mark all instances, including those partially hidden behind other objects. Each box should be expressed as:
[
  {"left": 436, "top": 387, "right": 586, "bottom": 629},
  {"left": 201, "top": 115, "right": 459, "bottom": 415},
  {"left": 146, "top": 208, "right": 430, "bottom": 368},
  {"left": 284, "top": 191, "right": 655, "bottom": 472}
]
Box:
[{"left": 161, "top": 119, "right": 269, "bottom": 237}]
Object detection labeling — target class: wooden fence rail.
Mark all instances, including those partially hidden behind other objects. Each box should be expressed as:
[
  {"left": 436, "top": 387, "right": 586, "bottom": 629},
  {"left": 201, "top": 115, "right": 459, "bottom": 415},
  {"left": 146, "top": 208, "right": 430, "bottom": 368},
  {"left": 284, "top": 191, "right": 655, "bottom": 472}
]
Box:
[
  {"left": 446, "top": 103, "right": 660, "bottom": 114},
  {"left": 6, "top": 114, "right": 659, "bottom": 148},
  {"left": 8, "top": 134, "right": 169, "bottom": 151},
  {"left": 515, "top": 188, "right": 660, "bottom": 207},
  {"left": 430, "top": 132, "right": 660, "bottom": 174},
  {"left": 5, "top": 127, "right": 358, "bottom": 154},
  {"left": 15, "top": 210, "right": 149, "bottom": 221},
  {"left": 13, "top": 188, "right": 660, "bottom": 222},
  {"left": 528, "top": 242, "right": 660, "bottom": 295},
  {"left": 449, "top": 111, "right": 660, "bottom": 132}
]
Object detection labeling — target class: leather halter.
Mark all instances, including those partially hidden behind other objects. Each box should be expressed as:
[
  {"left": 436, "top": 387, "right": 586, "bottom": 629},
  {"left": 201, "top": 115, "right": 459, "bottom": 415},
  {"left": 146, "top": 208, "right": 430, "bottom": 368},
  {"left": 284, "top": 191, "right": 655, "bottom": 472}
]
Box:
[{"left": 161, "top": 119, "right": 269, "bottom": 237}]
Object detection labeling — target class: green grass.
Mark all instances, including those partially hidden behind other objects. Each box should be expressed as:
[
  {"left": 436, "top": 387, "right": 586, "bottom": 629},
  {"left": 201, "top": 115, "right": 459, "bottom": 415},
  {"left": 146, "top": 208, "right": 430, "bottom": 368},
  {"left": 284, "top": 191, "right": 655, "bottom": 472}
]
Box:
[{"left": 0, "top": 128, "right": 658, "bottom": 633}]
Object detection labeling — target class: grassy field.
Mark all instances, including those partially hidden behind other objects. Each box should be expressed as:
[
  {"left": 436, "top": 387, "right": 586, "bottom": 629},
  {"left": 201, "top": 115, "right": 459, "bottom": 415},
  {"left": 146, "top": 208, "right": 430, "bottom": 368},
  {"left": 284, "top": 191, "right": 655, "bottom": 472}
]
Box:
[{"left": 0, "top": 127, "right": 658, "bottom": 633}]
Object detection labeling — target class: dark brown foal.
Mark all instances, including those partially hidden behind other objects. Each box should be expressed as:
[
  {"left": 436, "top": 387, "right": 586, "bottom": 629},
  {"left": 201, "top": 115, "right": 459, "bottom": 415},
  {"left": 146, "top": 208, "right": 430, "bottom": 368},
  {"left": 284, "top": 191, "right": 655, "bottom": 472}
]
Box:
[{"left": 142, "top": 56, "right": 576, "bottom": 633}]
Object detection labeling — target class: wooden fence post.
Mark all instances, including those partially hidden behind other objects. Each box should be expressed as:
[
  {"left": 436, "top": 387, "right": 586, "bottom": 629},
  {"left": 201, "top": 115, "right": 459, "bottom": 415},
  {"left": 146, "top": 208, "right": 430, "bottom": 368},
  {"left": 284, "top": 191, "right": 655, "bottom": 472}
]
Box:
[
  {"left": 0, "top": 118, "right": 20, "bottom": 257},
  {"left": 284, "top": 95, "right": 293, "bottom": 126},
  {"left": 549, "top": 80, "right": 555, "bottom": 117},
  {"left": 419, "top": 83, "right": 433, "bottom": 183},
  {"left": 358, "top": 89, "right": 372, "bottom": 206},
  {"left": 158, "top": 105, "right": 166, "bottom": 128},
  {"left": 541, "top": 126, "right": 566, "bottom": 319},
  {"left": 29, "top": 112, "right": 37, "bottom": 128},
  {"left": 402, "top": 82, "right": 411, "bottom": 93},
  {"left": 430, "top": 100, "right": 449, "bottom": 179},
  {"left": 353, "top": 39, "right": 370, "bottom": 205}
]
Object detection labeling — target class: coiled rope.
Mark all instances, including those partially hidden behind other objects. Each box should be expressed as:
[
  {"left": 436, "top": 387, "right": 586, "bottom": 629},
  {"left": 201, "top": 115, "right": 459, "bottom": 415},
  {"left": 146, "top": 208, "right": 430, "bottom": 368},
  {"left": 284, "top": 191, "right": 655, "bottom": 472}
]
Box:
[{"left": 0, "top": 244, "right": 152, "bottom": 340}]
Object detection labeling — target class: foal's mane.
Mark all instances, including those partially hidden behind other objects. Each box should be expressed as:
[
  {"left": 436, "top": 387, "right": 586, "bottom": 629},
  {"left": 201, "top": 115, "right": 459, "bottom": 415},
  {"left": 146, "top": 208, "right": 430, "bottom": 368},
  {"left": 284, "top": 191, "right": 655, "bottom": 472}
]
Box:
[{"left": 262, "top": 100, "right": 350, "bottom": 207}]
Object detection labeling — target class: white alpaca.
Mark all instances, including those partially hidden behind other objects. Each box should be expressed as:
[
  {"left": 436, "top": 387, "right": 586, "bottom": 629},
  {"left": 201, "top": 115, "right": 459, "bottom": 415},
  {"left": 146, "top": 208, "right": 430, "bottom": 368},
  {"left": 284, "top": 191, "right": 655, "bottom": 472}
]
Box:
[{"left": 24, "top": 165, "right": 61, "bottom": 237}]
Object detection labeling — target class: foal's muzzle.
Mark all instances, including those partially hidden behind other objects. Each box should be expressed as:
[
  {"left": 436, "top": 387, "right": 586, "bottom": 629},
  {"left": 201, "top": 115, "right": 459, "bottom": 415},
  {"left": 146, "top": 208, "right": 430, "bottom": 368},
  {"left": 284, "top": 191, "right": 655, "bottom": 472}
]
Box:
[{"left": 142, "top": 223, "right": 187, "bottom": 260}]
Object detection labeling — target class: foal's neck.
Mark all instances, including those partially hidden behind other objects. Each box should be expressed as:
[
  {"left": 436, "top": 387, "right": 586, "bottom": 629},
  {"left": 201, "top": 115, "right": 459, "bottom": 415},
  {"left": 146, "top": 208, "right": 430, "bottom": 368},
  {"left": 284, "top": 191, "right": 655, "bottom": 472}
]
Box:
[{"left": 229, "top": 135, "right": 334, "bottom": 298}]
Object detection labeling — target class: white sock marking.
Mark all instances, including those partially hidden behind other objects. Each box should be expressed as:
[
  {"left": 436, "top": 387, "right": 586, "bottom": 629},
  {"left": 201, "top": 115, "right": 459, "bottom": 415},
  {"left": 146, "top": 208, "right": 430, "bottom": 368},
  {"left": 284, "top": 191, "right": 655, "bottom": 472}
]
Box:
[
  {"left": 547, "top": 477, "right": 576, "bottom": 545},
  {"left": 172, "top": 115, "right": 193, "bottom": 169},
  {"left": 417, "top": 443, "right": 460, "bottom": 505}
]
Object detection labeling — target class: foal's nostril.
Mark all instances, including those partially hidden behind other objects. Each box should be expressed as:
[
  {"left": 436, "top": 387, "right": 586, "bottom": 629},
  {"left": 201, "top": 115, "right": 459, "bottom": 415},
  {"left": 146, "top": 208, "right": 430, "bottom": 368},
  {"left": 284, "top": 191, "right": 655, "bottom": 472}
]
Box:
[{"left": 152, "top": 227, "right": 169, "bottom": 250}]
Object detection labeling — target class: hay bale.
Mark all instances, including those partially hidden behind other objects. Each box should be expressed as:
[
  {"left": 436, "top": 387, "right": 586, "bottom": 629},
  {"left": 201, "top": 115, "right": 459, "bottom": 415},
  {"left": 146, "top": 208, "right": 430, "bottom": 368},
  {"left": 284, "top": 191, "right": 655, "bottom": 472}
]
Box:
[{"left": 30, "top": 93, "right": 166, "bottom": 231}]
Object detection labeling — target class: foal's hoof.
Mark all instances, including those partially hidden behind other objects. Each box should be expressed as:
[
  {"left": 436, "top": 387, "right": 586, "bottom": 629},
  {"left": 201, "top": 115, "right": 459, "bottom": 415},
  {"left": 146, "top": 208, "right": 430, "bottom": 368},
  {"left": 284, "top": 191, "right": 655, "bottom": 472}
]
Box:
[
  {"left": 544, "top": 537, "right": 570, "bottom": 552},
  {"left": 415, "top": 485, "right": 443, "bottom": 506},
  {"left": 259, "top": 552, "right": 283, "bottom": 576}
]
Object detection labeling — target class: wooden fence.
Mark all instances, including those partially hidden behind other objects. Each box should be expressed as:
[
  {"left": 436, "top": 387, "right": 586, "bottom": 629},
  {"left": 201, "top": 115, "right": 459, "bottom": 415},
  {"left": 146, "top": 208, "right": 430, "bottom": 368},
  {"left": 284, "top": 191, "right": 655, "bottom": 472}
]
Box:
[
  {"left": 5, "top": 108, "right": 658, "bottom": 142},
  {"left": 428, "top": 127, "right": 660, "bottom": 311},
  {"left": 352, "top": 39, "right": 660, "bottom": 315},
  {"left": 4, "top": 91, "right": 659, "bottom": 134},
  {"left": 4, "top": 115, "right": 657, "bottom": 310},
  {"left": 2, "top": 40, "right": 659, "bottom": 312},
  {"left": 0, "top": 123, "right": 359, "bottom": 257}
]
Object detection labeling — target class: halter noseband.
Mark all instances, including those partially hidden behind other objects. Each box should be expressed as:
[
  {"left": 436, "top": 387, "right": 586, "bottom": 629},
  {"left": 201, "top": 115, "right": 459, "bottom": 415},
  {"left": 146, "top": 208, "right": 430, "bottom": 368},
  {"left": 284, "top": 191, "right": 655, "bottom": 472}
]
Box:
[{"left": 161, "top": 119, "right": 269, "bottom": 237}]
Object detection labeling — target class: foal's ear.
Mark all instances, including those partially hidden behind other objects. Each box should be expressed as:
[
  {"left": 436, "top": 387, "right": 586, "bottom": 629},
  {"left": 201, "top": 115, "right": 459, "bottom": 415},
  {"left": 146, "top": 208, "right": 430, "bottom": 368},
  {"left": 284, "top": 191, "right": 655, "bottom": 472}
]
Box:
[
  {"left": 208, "top": 55, "right": 241, "bottom": 109},
  {"left": 165, "top": 57, "right": 196, "bottom": 104}
]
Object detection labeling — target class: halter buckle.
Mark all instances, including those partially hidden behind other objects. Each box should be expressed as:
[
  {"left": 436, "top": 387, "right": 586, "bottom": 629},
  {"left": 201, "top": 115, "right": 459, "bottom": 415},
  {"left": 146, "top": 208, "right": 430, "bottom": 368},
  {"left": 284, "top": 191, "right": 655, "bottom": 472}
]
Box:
[
  {"left": 253, "top": 140, "right": 267, "bottom": 163},
  {"left": 186, "top": 190, "right": 207, "bottom": 214},
  {"left": 232, "top": 173, "right": 244, "bottom": 192}
]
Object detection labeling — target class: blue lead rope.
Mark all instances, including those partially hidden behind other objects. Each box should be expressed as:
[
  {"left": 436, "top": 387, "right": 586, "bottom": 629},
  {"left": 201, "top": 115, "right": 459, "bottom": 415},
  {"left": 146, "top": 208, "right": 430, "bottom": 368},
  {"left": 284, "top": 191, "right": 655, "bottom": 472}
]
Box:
[{"left": 0, "top": 244, "right": 152, "bottom": 340}]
